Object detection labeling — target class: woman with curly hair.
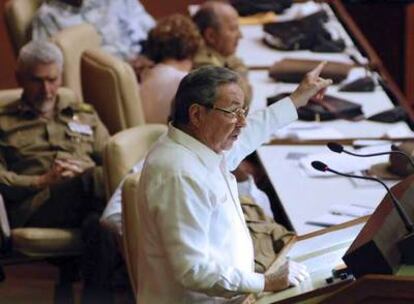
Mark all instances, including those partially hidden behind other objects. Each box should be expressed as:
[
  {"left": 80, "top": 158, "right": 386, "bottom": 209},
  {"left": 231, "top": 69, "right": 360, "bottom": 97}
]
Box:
[{"left": 140, "top": 14, "right": 202, "bottom": 123}]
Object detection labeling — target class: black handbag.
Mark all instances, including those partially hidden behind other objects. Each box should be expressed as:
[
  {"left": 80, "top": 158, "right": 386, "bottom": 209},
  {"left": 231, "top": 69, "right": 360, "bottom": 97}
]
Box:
[
  {"left": 263, "top": 10, "right": 345, "bottom": 52},
  {"left": 231, "top": 0, "right": 292, "bottom": 16},
  {"left": 267, "top": 92, "right": 364, "bottom": 121},
  {"left": 367, "top": 106, "right": 407, "bottom": 123}
]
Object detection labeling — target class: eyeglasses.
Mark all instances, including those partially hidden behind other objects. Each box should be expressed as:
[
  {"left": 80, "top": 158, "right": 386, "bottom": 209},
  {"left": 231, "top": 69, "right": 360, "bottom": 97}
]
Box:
[{"left": 202, "top": 104, "right": 248, "bottom": 119}]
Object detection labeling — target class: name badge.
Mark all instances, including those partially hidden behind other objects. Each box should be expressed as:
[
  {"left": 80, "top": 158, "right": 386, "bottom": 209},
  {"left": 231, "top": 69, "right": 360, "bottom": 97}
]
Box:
[{"left": 68, "top": 121, "right": 93, "bottom": 136}]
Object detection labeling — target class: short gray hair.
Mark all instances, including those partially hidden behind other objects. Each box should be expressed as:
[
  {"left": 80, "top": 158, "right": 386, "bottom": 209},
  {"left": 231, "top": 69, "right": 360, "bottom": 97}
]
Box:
[
  {"left": 171, "top": 66, "right": 239, "bottom": 125},
  {"left": 17, "top": 40, "right": 64, "bottom": 73}
]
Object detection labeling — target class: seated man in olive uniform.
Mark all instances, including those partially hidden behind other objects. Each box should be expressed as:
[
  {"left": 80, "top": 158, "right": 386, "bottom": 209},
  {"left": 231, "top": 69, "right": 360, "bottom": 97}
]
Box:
[
  {"left": 193, "top": 1, "right": 252, "bottom": 101},
  {"left": 0, "top": 40, "right": 114, "bottom": 302}
]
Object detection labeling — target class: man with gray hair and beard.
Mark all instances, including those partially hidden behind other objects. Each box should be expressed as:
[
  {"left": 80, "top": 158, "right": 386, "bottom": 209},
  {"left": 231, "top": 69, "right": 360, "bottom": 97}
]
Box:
[{"left": 0, "top": 40, "right": 115, "bottom": 303}]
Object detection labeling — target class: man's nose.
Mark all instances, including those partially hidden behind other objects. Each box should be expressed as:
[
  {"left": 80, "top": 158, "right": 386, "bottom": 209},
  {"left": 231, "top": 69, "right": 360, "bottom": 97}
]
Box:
[
  {"left": 42, "top": 81, "right": 53, "bottom": 95},
  {"left": 237, "top": 26, "right": 242, "bottom": 40},
  {"left": 236, "top": 114, "right": 247, "bottom": 128}
]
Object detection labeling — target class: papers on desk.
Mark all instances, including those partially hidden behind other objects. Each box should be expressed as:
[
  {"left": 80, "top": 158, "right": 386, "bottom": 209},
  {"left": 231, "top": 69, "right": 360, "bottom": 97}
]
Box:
[
  {"left": 329, "top": 203, "right": 373, "bottom": 217},
  {"left": 275, "top": 122, "right": 345, "bottom": 140},
  {"left": 384, "top": 123, "right": 414, "bottom": 138},
  {"left": 299, "top": 144, "right": 391, "bottom": 177},
  {"left": 275, "top": 1, "right": 322, "bottom": 22},
  {"left": 306, "top": 204, "right": 373, "bottom": 228}
]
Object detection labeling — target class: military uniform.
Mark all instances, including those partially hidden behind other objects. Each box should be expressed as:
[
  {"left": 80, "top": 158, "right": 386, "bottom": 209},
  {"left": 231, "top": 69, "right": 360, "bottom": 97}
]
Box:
[
  {"left": 0, "top": 92, "right": 110, "bottom": 228},
  {"left": 193, "top": 45, "right": 253, "bottom": 105},
  {"left": 240, "top": 196, "right": 294, "bottom": 273}
]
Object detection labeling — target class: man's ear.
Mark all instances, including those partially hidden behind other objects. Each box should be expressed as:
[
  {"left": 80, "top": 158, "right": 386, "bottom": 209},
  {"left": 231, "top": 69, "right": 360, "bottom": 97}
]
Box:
[
  {"left": 204, "top": 27, "right": 217, "bottom": 47},
  {"left": 188, "top": 104, "right": 205, "bottom": 128}
]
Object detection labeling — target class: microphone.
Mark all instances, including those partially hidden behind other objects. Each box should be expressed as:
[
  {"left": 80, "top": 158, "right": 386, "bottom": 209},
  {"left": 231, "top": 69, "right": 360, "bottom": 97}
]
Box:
[
  {"left": 326, "top": 142, "right": 414, "bottom": 170},
  {"left": 311, "top": 160, "right": 414, "bottom": 232},
  {"left": 311, "top": 160, "right": 414, "bottom": 264}
]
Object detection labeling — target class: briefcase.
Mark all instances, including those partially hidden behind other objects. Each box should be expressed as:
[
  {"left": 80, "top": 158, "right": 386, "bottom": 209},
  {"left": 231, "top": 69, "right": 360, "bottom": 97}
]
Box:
[
  {"left": 267, "top": 92, "right": 364, "bottom": 121},
  {"left": 269, "top": 58, "right": 353, "bottom": 84}
]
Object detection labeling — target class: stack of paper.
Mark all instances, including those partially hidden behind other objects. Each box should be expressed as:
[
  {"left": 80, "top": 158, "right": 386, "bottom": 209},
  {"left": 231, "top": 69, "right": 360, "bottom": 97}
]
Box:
[
  {"left": 275, "top": 122, "right": 345, "bottom": 140},
  {"left": 299, "top": 144, "right": 391, "bottom": 177}
]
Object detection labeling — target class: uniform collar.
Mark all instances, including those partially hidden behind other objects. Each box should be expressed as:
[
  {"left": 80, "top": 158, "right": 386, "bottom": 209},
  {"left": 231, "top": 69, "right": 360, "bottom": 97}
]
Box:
[
  {"left": 18, "top": 93, "right": 76, "bottom": 118},
  {"left": 168, "top": 123, "right": 223, "bottom": 169},
  {"left": 204, "top": 46, "right": 232, "bottom": 67},
  {"left": 50, "top": 0, "right": 84, "bottom": 13}
]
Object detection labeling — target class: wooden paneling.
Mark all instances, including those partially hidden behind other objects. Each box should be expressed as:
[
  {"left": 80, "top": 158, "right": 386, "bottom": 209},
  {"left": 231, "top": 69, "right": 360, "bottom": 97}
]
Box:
[
  {"left": 0, "top": 0, "right": 18, "bottom": 89},
  {"left": 405, "top": 4, "right": 414, "bottom": 103},
  {"left": 141, "top": 0, "right": 204, "bottom": 18},
  {"left": 342, "top": 1, "right": 414, "bottom": 106}
]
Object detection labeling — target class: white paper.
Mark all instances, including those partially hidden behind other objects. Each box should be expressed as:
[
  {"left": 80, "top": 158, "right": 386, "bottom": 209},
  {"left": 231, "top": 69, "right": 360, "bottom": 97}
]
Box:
[
  {"left": 384, "top": 124, "right": 414, "bottom": 138},
  {"left": 329, "top": 204, "right": 373, "bottom": 217},
  {"left": 299, "top": 144, "right": 391, "bottom": 177},
  {"left": 352, "top": 139, "right": 394, "bottom": 147},
  {"left": 275, "top": 124, "right": 345, "bottom": 140}
]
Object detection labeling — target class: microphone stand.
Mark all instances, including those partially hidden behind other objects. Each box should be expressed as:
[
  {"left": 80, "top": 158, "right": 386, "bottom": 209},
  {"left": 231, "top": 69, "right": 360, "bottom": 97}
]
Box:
[{"left": 313, "top": 161, "right": 414, "bottom": 264}]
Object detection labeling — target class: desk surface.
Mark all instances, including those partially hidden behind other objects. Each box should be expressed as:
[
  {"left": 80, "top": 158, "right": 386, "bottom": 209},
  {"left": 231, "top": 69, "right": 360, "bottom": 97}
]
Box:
[
  {"left": 243, "top": 1, "right": 414, "bottom": 140},
  {"left": 248, "top": 70, "right": 414, "bottom": 141},
  {"left": 256, "top": 144, "right": 400, "bottom": 235}
]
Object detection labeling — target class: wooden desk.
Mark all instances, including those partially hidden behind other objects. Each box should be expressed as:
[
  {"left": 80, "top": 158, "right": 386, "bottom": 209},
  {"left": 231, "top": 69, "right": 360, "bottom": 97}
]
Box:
[
  {"left": 243, "top": 219, "right": 366, "bottom": 304},
  {"left": 243, "top": 218, "right": 414, "bottom": 303}
]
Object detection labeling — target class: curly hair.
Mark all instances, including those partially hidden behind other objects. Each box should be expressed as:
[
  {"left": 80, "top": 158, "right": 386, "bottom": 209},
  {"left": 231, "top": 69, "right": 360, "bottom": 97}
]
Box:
[{"left": 146, "top": 14, "right": 202, "bottom": 63}]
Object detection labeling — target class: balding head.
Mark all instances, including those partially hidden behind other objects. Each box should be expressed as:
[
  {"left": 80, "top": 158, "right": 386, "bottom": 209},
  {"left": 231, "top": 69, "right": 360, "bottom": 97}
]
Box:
[{"left": 193, "top": 1, "right": 241, "bottom": 57}]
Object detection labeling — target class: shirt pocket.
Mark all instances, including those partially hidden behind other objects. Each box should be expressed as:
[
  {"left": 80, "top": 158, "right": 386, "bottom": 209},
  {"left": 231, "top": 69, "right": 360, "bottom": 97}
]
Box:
[
  {"left": 208, "top": 180, "right": 229, "bottom": 208},
  {"left": 65, "top": 129, "right": 94, "bottom": 154},
  {"left": 7, "top": 130, "right": 36, "bottom": 149}
]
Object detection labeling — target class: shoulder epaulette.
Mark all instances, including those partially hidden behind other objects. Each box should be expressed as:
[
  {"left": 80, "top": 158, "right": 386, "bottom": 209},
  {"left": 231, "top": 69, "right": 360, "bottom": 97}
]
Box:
[{"left": 72, "top": 103, "right": 95, "bottom": 113}]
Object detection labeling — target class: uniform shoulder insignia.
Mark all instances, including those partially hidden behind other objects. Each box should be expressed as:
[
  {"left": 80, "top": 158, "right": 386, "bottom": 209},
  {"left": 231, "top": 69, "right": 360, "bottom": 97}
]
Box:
[{"left": 73, "top": 103, "right": 95, "bottom": 113}]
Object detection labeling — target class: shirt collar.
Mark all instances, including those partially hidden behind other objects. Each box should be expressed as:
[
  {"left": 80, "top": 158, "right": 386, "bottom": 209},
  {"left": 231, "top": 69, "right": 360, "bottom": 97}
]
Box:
[
  {"left": 18, "top": 94, "right": 75, "bottom": 118},
  {"left": 51, "top": 0, "right": 83, "bottom": 13},
  {"left": 168, "top": 123, "right": 223, "bottom": 169},
  {"left": 205, "top": 46, "right": 231, "bottom": 66}
]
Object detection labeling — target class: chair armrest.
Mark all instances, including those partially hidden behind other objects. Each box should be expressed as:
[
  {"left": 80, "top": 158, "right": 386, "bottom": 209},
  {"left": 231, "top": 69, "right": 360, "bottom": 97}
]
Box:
[{"left": 0, "top": 193, "right": 11, "bottom": 253}]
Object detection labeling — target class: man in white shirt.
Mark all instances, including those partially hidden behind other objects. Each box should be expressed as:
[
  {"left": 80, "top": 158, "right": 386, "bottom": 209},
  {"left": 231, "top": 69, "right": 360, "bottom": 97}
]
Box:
[
  {"left": 31, "top": 0, "right": 155, "bottom": 74},
  {"left": 136, "top": 64, "right": 331, "bottom": 303}
]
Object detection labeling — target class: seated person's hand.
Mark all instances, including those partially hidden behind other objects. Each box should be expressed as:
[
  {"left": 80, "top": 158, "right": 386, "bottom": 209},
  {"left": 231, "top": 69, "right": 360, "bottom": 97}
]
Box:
[
  {"left": 263, "top": 260, "right": 309, "bottom": 292},
  {"left": 34, "top": 158, "right": 93, "bottom": 188},
  {"left": 290, "top": 61, "right": 333, "bottom": 109}
]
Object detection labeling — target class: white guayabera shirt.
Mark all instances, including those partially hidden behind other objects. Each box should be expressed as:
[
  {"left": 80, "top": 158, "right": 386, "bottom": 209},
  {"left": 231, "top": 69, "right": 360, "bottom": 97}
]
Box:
[
  {"left": 32, "top": 0, "right": 155, "bottom": 60},
  {"left": 137, "top": 97, "right": 298, "bottom": 304}
]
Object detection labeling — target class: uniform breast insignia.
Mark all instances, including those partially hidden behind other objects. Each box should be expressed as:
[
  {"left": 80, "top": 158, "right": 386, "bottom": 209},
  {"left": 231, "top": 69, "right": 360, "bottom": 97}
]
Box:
[{"left": 68, "top": 121, "right": 93, "bottom": 136}]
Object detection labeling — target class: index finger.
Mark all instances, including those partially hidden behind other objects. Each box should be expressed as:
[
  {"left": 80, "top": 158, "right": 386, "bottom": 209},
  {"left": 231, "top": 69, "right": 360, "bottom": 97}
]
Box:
[{"left": 308, "top": 61, "right": 327, "bottom": 78}]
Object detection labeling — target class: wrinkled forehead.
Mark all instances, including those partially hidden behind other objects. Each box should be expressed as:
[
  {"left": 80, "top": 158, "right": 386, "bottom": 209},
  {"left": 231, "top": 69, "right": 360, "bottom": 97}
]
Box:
[
  {"left": 214, "top": 83, "right": 245, "bottom": 107},
  {"left": 19, "top": 62, "right": 62, "bottom": 81}
]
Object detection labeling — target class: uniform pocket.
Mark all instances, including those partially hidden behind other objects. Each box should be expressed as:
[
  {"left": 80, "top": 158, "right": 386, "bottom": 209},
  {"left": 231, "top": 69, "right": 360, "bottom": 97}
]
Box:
[{"left": 65, "top": 129, "right": 94, "bottom": 154}]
